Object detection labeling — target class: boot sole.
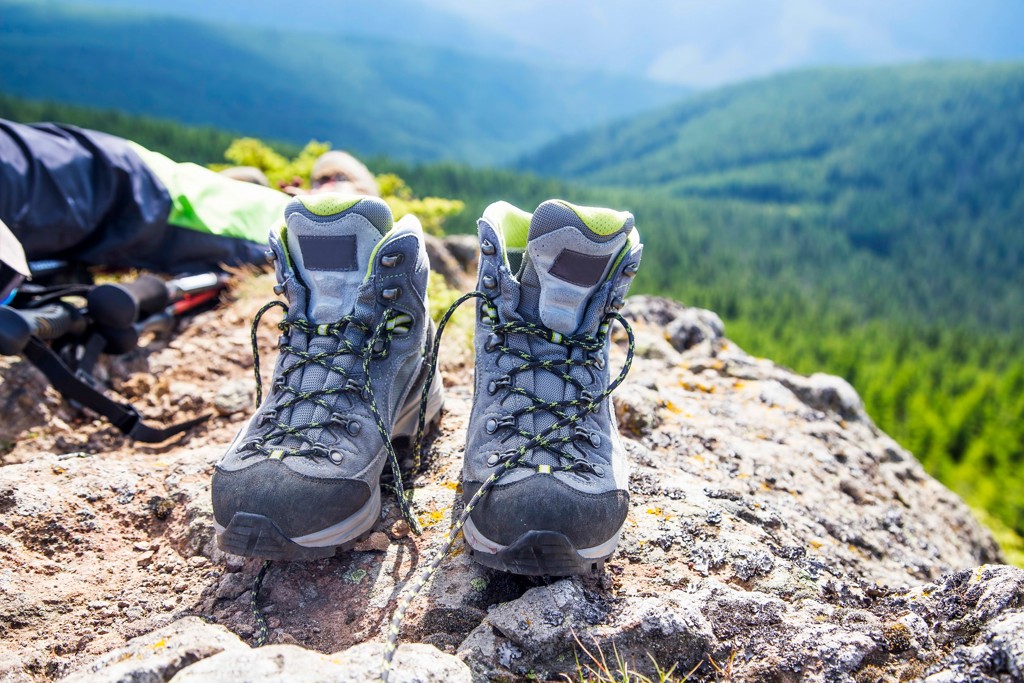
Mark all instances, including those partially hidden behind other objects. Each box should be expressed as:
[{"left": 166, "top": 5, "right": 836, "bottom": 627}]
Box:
[
  {"left": 214, "top": 373, "right": 445, "bottom": 561},
  {"left": 462, "top": 516, "right": 619, "bottom": 576},
  {"left": 217, "top": 512, "right": 365, "bottom": 561}
]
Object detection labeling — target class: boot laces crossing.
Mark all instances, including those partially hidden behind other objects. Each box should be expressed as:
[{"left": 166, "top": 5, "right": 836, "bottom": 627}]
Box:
[
  {"left": 481, "top": 315, "right": 615, "bottom": 474},
  {"left": 379, "top": 291, "right": 636, "bottom": 681},
  {"left": 246, "top": 300, "right": 411, "bottom": 458},
  {"left": 244, "top": 297, "right": 423, "bottom": 647}
]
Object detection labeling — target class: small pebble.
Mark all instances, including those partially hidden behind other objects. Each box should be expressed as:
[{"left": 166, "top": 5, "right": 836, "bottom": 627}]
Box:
[
  {"left": 354, "top": 531, "right": 390, "bottom": 553},
  {"left": 214, "top": 379, "right": 255, "bottom": 416},
  {"left": 389, "top": 520, "right": 410, "bottom": 539}
]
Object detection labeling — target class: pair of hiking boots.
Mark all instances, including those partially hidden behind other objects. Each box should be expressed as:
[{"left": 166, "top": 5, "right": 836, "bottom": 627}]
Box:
[{"left": 211, "top": 194, "right": 643, "bottom": 577}]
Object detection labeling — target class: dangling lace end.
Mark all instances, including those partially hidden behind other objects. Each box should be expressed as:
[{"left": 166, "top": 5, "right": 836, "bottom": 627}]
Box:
[
  {"left": 250, "top": 559, "right": 272, "bottom": 647},
  {"left": 410, "top": 291, "right": 490, "bottom": 472},
  {"left": 361, "top": 307, "right": 426, "bottom": 536}
]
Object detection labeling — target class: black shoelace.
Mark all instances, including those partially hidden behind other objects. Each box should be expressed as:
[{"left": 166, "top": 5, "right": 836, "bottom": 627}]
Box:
[
  {"left": 379, "top": 291, "right": 635, "bottom": 681},
  {"left": 245, "top": 298, "right": 422, "bottom": 646}
]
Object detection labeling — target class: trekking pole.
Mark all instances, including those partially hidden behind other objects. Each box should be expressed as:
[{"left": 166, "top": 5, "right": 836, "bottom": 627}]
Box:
[
  {"left": 0, "top": 301, "right": 88, "bottom": 356},
  {"left": 87, "top": 272, "right": 227, "bottom": 329},
  {"left": 0, "top": 272, "right": 230, "bottom": 443}
]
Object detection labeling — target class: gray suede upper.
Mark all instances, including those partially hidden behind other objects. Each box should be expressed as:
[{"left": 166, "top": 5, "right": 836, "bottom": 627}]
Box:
[
  {"left": 463, "top": 200, "right": 644, "bottom": 548},
  {"left": 213, "top": 197, "right": 432, "bottom": 537}
]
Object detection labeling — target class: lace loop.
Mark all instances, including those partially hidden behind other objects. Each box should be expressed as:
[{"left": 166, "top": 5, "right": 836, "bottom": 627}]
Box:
[{"left": 247, "top": 301, "right": 418, "bottom": 532}]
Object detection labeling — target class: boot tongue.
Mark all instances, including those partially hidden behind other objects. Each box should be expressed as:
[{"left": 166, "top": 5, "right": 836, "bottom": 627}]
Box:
[
  {"left": 284, "top": 195, "right": 392, "bottom": 322},
  {"left": 517, "top": 199, "right": 633, "bottom": 334}
]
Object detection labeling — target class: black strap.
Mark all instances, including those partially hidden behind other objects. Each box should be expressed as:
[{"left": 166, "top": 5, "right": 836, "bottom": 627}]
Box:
[{"left": 22, "top": 337, "right": 209, "bottom": 443}]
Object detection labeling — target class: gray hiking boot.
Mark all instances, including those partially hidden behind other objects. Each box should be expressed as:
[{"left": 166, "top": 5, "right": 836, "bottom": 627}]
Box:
[
  {"left": 461, "top": 199, "right": 643, "bottom": 575},
  {"left": 212, "top": 194, "right": 444, "bottom": 561}
]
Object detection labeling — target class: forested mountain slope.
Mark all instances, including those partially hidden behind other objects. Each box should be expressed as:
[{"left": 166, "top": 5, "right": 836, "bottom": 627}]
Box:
[
  {"left": 0, "top": 0, "right": 682, "bottom": 164},
  {"left": 520, "top": 63, "right": 1024, "bottom": 332}
]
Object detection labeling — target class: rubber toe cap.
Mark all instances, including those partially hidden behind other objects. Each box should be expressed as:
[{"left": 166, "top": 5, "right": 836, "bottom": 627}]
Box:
[
  {"left": 463, "top": 475, "right": 628, "bottom": 549},
  {"left": 212, "top": 460, "right": 371, "bottom": 539}
]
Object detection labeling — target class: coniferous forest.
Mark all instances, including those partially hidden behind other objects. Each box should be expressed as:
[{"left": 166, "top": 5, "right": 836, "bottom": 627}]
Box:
[{"left": 2, "top": 63, "right": 1023, "bottom": 556}]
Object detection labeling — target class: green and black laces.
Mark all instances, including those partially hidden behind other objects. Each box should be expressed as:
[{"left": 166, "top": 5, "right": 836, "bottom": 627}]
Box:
[
  {"left": 245, "top": 298, "right": 422, "bottom": 646},
  {"left": 379, "top": 291, "right": 635, "bottom": 681}
]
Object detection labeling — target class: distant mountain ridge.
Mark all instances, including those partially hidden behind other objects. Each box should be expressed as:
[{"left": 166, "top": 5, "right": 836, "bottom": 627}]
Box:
[
  {"left": 0, "top": 0, "right": 684, "bottom": 164},
  {"left": 518, "top": 62, "right": 1024, "bottom": 331}
]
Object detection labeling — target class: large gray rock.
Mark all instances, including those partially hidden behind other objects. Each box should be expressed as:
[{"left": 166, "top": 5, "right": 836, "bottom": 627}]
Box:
[
  {"left": 332, "top": 643, "right": 471, "bottom": 683},
  {"left": 665, "top": 307, "right": 725, "bottom": 352},
  {"left": 62, "top": 617, "right": 246, "bottom": 683},
  {"left": 168, "top": 642, "right": 468, "bottom": 683}
]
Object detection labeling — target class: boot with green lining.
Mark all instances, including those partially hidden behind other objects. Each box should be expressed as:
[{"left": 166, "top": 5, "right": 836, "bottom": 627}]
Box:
[
  {"left": 212, "top": 194, "right": 443, "bottom": 561},
  {"left": 461, "top": 199, "right": 643, "bottom": 575}
]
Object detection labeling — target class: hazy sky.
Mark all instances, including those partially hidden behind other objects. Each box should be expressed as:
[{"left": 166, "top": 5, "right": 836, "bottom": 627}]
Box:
[
  {"left": 430, "top": 0, "right": 1024, "bottom": 86},
  {"left": 58, "top": 0, "right": 1024, "bottom": 88}
]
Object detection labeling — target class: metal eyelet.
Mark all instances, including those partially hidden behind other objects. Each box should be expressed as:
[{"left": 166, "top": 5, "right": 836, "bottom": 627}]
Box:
[
  {"left": 482, "top": 275, "right": 497, "bottom": 289},
  {"left": 485, "top": 332, "right": 504, "bottom": 353},
  {"left": 624, "top": 262, "right": 639, "bottom": 276},
  {"left": 610, "top": 296, "right": 625, "bottom": 311},
  {"left": 592, "top": 464, "right": 605, "bottom": 477},
  {"left": 489, "top": 416, "right": 515, "bottom": 433},
  {"left": 347, "top": 421, "right": 361, "bottom": 436},
  {"left": 273, "top": 283, "right": 286, "bottom": 295},
  {"left": 589, "top": 433, "right": 602, "bottom": 448},
  {"left": 265, "top": 249, "right": 276, "bottom": 262},
  {"left": 487, "top": 377, "right": 509, "bottom": 395},
  {"left": 481, "top": 239, "right": 496, "bottom": 256},
  {"left": 486, "top": 451, "right": 513, "bottom": 467},
  {"left": 381, "top": 253, "right": 403, "bottom": 268},
  {"left": 329, "top": 450, "right": 343, "bottom": 464},
  {"left": 382, "top": 287, "right": 401, "bottom": 301}
]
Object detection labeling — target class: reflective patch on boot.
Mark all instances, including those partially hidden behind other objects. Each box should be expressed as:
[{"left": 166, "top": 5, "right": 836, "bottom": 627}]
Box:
[
  {"left": 548, "top": 248, "right": 612, "bottom": 287},
  {"left": 297, "top": 234, "right": 358, "bottom": 271}
]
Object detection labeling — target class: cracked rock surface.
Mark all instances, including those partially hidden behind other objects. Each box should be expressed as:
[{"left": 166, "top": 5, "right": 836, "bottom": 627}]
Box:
[{"left": 0, "top": 278, "right": 1020, "bottom": 682}]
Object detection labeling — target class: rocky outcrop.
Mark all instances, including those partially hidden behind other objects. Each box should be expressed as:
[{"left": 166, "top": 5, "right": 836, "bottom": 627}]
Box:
[
  {"left": 58, "top": 617, "right": 469, "bottom": 683},
  {"left": 0, "top": 273, "right": 1019, "bottom": 682}
]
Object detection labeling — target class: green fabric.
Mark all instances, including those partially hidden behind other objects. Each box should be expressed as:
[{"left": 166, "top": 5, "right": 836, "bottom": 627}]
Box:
[
  {"left": 482, "top": 200, "right": 532, "bottom": 250},
  {"left": 130, "top": 142, "right": 288, "bottom": 244},
  {"left": 556, "top": 199, "right": 632, "bottom": 236},
  {"left": 608, "top": 227, "right": 641, "bottom": 276},
  {"left": 296, "top": 194, "right": 362, "bottom": 216}
]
